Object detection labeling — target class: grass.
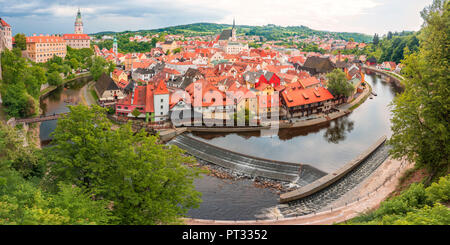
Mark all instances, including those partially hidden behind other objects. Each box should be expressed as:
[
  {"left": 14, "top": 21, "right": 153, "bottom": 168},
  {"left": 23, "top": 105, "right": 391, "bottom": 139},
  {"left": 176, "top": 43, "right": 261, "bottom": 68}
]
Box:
[{"left": 90, "top": 87, "right": 99, "bottom": 102}]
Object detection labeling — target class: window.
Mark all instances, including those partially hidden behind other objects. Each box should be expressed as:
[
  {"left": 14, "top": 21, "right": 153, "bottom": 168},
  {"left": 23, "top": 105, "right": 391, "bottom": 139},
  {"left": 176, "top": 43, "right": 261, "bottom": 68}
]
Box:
[
  {"left": 161, "top": 105, "right": 164, "bottom": 109},
  {"left": 161, "top": 99, "right": 164, "bottom": 103}
]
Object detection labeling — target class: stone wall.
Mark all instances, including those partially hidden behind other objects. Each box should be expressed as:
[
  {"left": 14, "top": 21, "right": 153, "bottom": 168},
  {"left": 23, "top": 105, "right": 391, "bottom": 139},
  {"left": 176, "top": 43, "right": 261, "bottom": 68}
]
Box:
[{"left": 279, "top": 135, "right": 387, "bottom": 203}]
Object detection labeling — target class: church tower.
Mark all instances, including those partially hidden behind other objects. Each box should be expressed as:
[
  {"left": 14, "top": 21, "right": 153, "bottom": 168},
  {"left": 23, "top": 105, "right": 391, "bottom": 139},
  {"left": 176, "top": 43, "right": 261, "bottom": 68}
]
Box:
[
  {"left": 231, "top": 18, "right": 236, "bottom": 41},
  {"left": 75, "top": 8, "right": 83, "bottom": 34},
  {"left": 113, "top": 36, "right": 118, "bottom": 54}
]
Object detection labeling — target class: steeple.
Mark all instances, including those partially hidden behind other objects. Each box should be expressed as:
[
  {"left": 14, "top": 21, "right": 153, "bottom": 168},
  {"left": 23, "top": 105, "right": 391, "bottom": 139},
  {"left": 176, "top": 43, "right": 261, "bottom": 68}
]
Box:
[
  {"left": 231, "top": 17, "right": 236, "bottom": 41},
  {"left": 75, "top": 8, "right": 83, "bottom": 34},
  {"left": 113, "top": 35, "right": 118, "bottom": 54}
]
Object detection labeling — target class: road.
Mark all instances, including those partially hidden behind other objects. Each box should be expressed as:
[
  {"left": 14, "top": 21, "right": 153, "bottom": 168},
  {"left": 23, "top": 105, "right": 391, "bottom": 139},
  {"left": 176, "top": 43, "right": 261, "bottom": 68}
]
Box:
[{"left": 80, "top": 81, "right": 97, "bottom": 106}]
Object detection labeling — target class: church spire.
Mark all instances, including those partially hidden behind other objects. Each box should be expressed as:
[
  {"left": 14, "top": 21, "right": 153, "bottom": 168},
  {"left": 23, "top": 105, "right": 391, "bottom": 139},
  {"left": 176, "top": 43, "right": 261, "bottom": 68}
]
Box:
[{"left": 233, "top": 17, "right": 235, "bottom": 29}]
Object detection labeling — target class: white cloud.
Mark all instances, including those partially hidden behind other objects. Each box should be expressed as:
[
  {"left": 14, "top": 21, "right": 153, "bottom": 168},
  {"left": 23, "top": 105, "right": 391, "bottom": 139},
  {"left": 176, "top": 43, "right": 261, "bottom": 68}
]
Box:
[
  {"left": 173, "top": 0, "right": 381, "bottom": 29},
  {"left": 3, "top": 0, "right": 431, "bottom": 35}
]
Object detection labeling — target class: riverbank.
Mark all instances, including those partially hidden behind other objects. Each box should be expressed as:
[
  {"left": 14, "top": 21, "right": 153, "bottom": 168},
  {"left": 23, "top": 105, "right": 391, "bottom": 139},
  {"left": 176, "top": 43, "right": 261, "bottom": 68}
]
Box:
[
  {"left": 40, "top": 72, "right": 92, "bottom": 98},
  {"left": 183, "top": 85, "right": 372, "bottom": 134}
]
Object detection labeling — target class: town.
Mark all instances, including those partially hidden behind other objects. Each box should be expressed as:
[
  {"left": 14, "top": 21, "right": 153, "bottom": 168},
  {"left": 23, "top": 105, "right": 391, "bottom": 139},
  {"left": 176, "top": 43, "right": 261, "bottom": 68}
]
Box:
[
  {"left": 0, "top": 0, "right": 448, "bottom": 229},
  {"left": 1, "top": 9, "right": 403, "bottom": 129}
]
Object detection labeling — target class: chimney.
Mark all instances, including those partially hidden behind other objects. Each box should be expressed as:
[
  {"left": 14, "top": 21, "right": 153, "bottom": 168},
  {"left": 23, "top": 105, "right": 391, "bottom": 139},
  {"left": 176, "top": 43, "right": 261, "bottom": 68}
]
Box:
[{"left": 338, "top": 51, "right": 341, "bottom": 62}]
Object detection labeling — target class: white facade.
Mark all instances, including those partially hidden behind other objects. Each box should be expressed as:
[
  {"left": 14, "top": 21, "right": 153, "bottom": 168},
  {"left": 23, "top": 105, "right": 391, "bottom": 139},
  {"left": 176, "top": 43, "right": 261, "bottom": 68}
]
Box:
[
  {"left": 153, "top": 93, "right": 170, "bottom": 122},
  {"left": 0, "top": 18, "right": 12, "bottom": 51},
  {"left": 225, "top": 42, "right": 248, "bottom": 54}
]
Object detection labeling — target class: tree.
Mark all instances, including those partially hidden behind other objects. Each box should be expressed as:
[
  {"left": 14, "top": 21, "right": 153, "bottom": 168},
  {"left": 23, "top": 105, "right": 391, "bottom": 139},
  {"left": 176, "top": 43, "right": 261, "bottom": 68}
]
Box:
[
  {"left": 387, "top": 31, "right": 393, "bottom": 40},
  {"left": 173, "top": 47, "right": 182, "bottom": 54},
  {"left": 326, "top": 69, "right": 354, "bottom": 98},
  {"left": 389, "top": 0, "right": 449, "bottom": 178},
  {"left": 90, "top": 56, "right": 107, "bottom": 81},
  {"left": 47, "top": 71, "right": 63, "bottom": 86},
  {"left": 131, "top": 108, "right": 141, "bottom": 118},
  {"left": 0, "top": 123, "right": 116, "bottom": 225},
  {"left": 233, "top": 108, "right": 254, "bottom": 126},
  {"left": 69, "top": 58, "right": 79, "bottom": 71},
  {"left": 345, "top": 175, "right": 450, "bottom": 225},
  {"left": 13, "top": 33, "right": 26, "bottom": 50},
  {"left": 1, "top": 83, "right": 33, "bottom": 118},
  {"left": 45, "top": 105, "right": 204, "bottom": 224},
  {"left": 373, "top": 33, "right": 380, "bottom": 46}
]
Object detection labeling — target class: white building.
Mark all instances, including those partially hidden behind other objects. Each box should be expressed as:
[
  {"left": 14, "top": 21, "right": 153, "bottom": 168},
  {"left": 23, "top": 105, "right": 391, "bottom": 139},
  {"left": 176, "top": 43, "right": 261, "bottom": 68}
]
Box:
[
  {"left": 225, "top": 42, "right": 249, "bottom": 54},
  {"left": 153, "top": 80, "right": 170, "bottom": 122},
  {"left": 0, "top": 18, "right": 12, "bottom": 52}
]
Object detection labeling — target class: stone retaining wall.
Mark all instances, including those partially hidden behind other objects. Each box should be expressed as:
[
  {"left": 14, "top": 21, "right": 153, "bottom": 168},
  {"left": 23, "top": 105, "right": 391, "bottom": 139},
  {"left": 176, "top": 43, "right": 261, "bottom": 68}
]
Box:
[
  {"left": 159, "top": 127, "right": 187, "bottom": 142},
  {"left": 279, "top": 135, "right": 387, "bottom": 203}
]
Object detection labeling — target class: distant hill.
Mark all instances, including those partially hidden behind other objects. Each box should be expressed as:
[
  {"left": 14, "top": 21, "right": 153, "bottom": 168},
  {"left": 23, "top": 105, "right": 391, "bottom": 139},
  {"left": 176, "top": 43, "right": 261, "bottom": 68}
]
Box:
[{"left": 91, "top": 22, "right": 373, "bottom": 43}]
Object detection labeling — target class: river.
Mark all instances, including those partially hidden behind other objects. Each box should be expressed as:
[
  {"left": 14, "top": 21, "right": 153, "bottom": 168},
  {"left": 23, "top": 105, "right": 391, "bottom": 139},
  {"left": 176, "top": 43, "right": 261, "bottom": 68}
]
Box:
[{"left": 39, "top": 73, "right": 402, "bottom": 221}]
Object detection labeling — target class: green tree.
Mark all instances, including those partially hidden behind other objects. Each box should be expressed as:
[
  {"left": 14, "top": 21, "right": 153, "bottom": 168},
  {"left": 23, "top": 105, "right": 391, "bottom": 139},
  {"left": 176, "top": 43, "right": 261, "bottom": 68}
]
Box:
[
  {"left": 69, "top": 58, "right": 79, "bottom": 71},
  {"left": 1, "top": 83, "right": 34, "bottom": 118},
  {"left": 0, "top": 123, "right": 116, "bottom": 225},
  {"left": 345, "top": 174, "right": 450, "bottom": 225},
  {"left": 131, "top": 108, "right": 141, "bottom": 118},
  {"left": 173, "top": 47, "right": 182, "bottom": 54},
  {"left": 326, "top": 69, "right": 354, "bottom": 98},
  {"left": 13, "top": 33, "right": 26, "bottom": 50},
  {"left": 389, "top": 0, "right": 449, "bottom": 177},
  {"left": 387, "top": 31, "right": 393, "bottom": 40},
  {"left": 90, "top": 56, "right": 107, "bottom": 81},
  {"left": 45, "top": 105, "right": 204, "bottom": 224},
  {"left": 47, "top": 71, "right": 63, "bottom": 86},
  {"left": 373, "top": 33, "right": 380, "bottom": 46}
]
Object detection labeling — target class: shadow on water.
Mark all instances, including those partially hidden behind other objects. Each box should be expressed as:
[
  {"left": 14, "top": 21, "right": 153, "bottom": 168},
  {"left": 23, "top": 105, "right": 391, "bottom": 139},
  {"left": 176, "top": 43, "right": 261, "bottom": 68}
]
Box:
[{"left": 323, "top": 117, "right": 355, "bottom": 144}]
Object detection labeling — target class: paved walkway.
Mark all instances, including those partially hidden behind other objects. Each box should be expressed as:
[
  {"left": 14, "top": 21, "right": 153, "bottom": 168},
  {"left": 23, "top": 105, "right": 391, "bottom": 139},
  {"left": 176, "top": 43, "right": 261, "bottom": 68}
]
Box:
[
  {"left": 80, "top": 81, "right": 96, "bottom": 106},
  {"left": 184, "top": 157, "right": 413, "bottom": 225}
]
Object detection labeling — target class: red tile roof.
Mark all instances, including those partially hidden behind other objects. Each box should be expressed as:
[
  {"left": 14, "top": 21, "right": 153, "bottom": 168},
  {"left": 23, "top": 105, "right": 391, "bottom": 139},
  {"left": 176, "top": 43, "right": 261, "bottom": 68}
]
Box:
[
  {"left": 281, "top": 86, "right": 334, "bottom": 108},
  {"left": 26, "top": 35, "right": 66, "bottom": 43},
  {"left": 299, "top": 77, "right": 320, "bottom": 88},
  {"left": 0, "top": 18, "right": 10, "bottom": 27},
  {"left": 63, "top": 34, "right": 90, "bottom": 40},
  {"left": 154, "top": 79, "right": 169, "bottom": 95}
]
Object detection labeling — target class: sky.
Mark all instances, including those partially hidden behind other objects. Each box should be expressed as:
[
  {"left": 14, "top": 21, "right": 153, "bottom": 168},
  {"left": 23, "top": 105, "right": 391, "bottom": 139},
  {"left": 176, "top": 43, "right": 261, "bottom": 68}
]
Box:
[{"left": 0, "top": 0, "right": 434, "bottom": 36}]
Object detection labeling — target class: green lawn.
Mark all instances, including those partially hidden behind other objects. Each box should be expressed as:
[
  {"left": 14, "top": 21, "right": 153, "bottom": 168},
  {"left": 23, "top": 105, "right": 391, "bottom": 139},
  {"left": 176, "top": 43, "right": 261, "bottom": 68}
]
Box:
[{"left": 90, "top": 87, "right": 99, "bottom": 101}]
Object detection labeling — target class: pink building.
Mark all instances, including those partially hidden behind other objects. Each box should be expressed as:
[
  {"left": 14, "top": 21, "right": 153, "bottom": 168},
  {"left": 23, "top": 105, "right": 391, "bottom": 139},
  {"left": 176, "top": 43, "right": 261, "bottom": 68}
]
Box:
[{"left": 0, "top": 17, "right": 12, "bottom": 52}]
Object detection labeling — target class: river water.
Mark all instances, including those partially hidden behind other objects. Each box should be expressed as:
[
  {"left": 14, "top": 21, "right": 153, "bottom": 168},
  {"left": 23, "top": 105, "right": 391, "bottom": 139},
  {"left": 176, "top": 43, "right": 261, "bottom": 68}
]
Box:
[{"left": 39, "top": 73, "right": 402, "bottom": 221}]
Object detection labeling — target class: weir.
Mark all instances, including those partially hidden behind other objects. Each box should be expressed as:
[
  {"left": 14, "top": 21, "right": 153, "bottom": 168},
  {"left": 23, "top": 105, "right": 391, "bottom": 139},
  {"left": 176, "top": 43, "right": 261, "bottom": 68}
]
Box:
[{"left": 168, "top": 134, "right": 327, "bottom": 185}]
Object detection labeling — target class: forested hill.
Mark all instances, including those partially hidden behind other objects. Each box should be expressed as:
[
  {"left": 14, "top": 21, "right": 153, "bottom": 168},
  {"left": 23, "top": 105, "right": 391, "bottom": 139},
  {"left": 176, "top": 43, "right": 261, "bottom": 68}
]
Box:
[{"left": 91, "top": 22, "right": 372, "bottom": 43}]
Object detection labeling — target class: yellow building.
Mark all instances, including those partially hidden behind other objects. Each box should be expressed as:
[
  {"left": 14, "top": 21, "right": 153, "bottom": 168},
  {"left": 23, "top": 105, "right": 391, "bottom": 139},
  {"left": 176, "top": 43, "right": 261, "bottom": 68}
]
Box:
[
  {"left": 255, "top": 83, "right": 275, "bottom": 96},
  {"left": 111, "top": 69, "right": 128, "bottom": 83},
  {"left": 26, "top": 34, "right": 67, "bottom": 63},
  {"left": 156, "top": 40, "right": 178, "bottom": 54}
]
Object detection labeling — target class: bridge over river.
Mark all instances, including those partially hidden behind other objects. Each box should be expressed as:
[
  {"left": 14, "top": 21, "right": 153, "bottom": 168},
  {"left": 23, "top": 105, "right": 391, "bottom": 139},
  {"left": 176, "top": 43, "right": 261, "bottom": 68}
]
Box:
[
  {"left": 169, "top": 134, "right": 327, "bottom": 185},
  {"left": 7, "top": 113, "right": 68, "bottom": 128}
]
